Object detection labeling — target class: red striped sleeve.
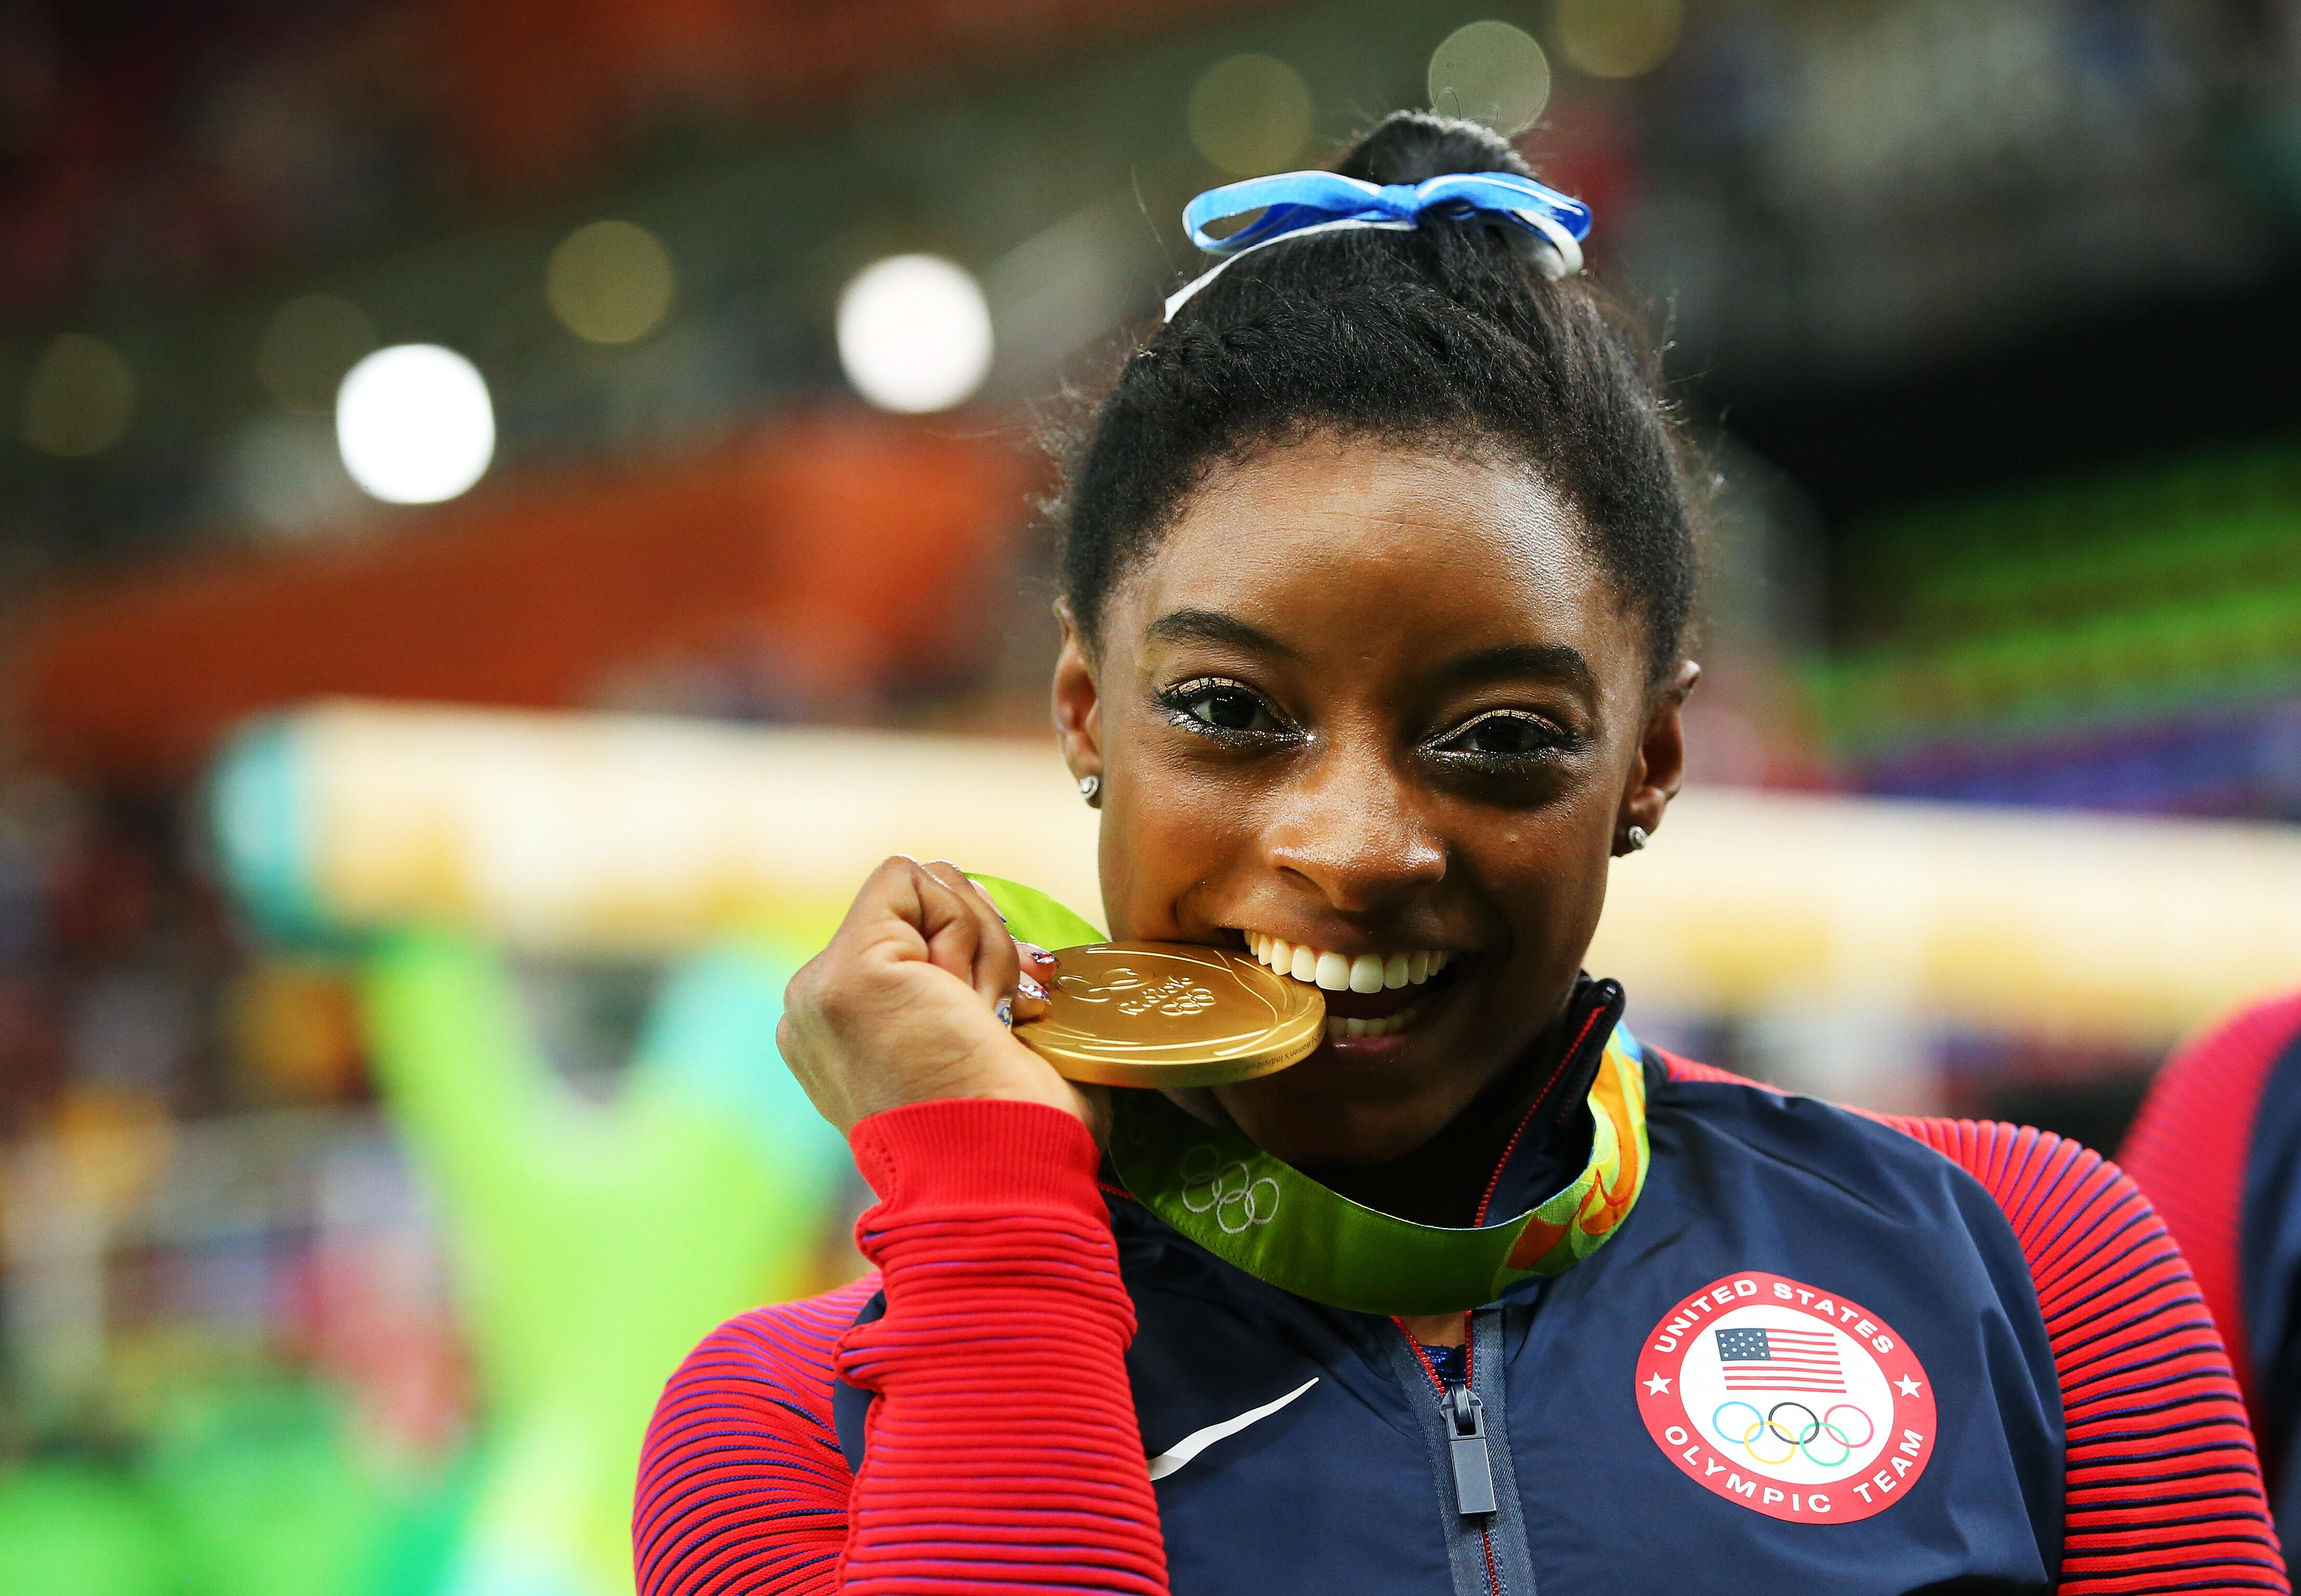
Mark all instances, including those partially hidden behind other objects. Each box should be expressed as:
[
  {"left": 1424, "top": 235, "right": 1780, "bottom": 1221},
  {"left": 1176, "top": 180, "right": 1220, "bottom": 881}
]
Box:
[
  {"left": 1661, "top": 1053, "right": 2286, "bottom": 1593},
  {"left": 2118, "top": 993, "right": 2301, "bottom": 1429},
  {"left": 635, "top": 1277, "right": 876, "bottom": 1596},
  {"left": 634, "top": 1097, "right": 1168, "bottom": 1596}
]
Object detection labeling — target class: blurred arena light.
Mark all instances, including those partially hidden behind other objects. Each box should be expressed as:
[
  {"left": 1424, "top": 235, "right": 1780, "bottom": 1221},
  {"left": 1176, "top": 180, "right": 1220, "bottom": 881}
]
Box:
[
  {"left": 836, "top": 255, "right": 993, "bottom": 414},
  {"left": 256, "top": 295, "right": 379, "bottom": 415},
  {"left": 1428, "top": 20, "right": 1551, "bottom": 136},
  {"left": 334, "top": 345, "right": 495, "bottom": 504},
  {"left": 1554, "top": 0, "right": 1684, "bottom": 79},
  {"left": 1187, "top": 54, "right": 1314, "bottom": 177},
  {"left": 546, "top": 219, "right": 677, "bottom": 345},
  {"left": 20, "top": 333, "right": 137, "bottom": 457}
]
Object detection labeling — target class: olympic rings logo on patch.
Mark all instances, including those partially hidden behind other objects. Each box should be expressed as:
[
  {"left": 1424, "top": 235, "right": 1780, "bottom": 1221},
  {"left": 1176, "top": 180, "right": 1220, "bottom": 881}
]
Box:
[
  {"left": 1179, "top": 1145, "right": 1280, "bottom": 1233},
  {"left": 1709, "top": 1400, "right": 1874, "bottom": 1469},
  {"left": 1635, "top": 1271, "right": 1936, "bottom": 1525}
]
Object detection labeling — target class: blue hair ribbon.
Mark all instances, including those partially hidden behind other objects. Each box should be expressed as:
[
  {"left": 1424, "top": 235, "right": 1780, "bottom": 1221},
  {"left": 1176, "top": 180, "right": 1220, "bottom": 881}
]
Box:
[{"left": 1167, "top": 168, "right": 1593, "bottom": 319}]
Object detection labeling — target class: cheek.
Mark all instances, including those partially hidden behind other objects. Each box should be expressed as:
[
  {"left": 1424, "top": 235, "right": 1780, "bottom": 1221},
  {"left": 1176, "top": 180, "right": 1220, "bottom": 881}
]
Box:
[
  {"left": 1472, "top": 794, "right": 1619, "bottom": 961},
  {"left": 1095, "top": 722, "right": 1257, "bottom": 938}
]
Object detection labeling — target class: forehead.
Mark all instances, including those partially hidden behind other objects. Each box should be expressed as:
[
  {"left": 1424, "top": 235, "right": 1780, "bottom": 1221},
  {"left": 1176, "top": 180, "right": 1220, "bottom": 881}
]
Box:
[{"left": 1109, "top": 437, "right": 1632, "bottom": 671}]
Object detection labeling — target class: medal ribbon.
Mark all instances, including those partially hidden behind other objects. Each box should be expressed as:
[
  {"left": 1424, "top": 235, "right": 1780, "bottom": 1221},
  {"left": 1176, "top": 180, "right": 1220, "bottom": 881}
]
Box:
[
  {"left": 1107, "top": 1027, "right": 1647, "bottom": 1315},
  {"left": 970, "top": 874, "right": 1652, "bottom": 1317}
]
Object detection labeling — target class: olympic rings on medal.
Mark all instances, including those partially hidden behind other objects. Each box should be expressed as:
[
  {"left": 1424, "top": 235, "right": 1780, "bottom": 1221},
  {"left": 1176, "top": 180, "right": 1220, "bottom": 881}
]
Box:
[{"left": 1179, "top": 1148, "right": 1280, "bottom": 1233}]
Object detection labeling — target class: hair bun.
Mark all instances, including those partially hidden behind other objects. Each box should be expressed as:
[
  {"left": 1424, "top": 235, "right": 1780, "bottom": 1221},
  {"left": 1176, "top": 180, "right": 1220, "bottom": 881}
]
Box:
[{"left": 1332, "top": 110, "right": 1533, "bottom": 188}]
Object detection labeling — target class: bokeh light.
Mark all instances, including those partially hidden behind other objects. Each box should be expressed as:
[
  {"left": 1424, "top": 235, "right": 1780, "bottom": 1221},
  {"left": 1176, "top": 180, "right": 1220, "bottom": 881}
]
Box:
[
  {"left": 546, "top": 219, "right": 677, "bottom": 345},
  {"left": 256, "top": 295, "right": 378, "bottom": 415},
  {"left": 1187, "top": 54, "right": 1314, "bottom": 177},
  {"left": 835, "top": 255, "right": 993, "bottom": 414},
  {"left": 334, "top": 344, "right": 495, "bottom": 504},
  {"left": 1428, "top": 20, "right": 1552, "bottom": 136},
  {"left": 20, "top": 333, "right": 136, "bottom": 457},
  {"left": 1555, "top": 0, "right": 1684, "bottom": 79}
]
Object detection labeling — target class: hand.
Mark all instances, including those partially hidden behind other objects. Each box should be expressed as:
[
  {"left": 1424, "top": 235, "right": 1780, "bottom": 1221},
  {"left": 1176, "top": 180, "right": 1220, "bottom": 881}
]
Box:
[{"left": 777, "top": 857, "right": 1091, "bottom": 1135}]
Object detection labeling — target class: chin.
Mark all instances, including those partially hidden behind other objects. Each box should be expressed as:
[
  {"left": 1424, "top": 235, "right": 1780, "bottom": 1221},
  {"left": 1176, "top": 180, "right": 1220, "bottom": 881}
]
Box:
[{"left": 1215, "top": 975, "right": 1503, "bottom": 1163}]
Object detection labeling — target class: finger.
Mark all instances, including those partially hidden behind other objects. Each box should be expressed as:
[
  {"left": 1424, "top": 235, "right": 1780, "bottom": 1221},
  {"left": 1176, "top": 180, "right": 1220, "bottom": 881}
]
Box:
[
  {"left": 831, "top": 856, "right": 937, "bottom": 963},
  {"left": 920, "top": 860, "right": 1021, "bottom": 1006},
  {"left": 1013, "top": 938, "right": 1060, "bottom": 972},
  {"left": 1010, "top": 964, "right": 1052, "bottom": 1024},
  {"left": 903, "top": 862, "right": 988, "bottom": 991}
]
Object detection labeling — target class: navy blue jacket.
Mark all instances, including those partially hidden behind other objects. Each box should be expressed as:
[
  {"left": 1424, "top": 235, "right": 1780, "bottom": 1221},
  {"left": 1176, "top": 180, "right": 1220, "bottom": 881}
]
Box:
[{"left": 644, "top": 1022, "right": 2283, "bottom": 1596}]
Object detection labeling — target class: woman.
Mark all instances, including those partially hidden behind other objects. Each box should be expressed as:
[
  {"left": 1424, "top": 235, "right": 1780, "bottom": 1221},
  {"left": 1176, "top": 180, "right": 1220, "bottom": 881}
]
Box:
[{"left": 634, "top": 114, "right": 2281, "bottom": 1595}]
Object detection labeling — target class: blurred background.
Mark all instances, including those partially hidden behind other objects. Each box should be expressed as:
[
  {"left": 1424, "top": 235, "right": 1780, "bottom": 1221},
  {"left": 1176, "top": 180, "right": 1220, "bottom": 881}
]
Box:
[{"left": 3, "top": 0, "right": 2301, "bottom": 1591}]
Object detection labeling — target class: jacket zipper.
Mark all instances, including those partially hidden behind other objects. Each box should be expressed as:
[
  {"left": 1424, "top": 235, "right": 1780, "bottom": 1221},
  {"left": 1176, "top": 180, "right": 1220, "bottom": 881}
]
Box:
[{"left": 1398, "top": 1311, "right": 1503, "bottom": 1596}]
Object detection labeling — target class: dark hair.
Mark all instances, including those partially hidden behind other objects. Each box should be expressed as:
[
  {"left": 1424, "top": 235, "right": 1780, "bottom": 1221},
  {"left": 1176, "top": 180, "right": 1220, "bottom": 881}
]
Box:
[{"left": 1058, "top": 111, "right": 1698, "bottom": 684}]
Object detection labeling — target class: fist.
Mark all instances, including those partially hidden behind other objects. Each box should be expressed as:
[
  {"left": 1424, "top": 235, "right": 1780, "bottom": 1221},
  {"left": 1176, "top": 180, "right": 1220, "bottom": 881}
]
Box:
[{"left": 776, "top": 857, "right": 1086, "bottom": 1135}]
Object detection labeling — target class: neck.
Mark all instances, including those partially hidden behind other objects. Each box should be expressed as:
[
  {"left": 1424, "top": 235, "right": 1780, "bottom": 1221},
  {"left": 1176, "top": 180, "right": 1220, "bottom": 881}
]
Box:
[{"left": 1299, "top": 987, "right": 1600, "bottom": 1227}]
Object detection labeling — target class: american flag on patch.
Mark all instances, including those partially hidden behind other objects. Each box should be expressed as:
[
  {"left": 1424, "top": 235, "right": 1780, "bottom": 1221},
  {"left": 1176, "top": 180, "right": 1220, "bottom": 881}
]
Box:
[{"left": 1715, "top": 1326, "right": 1845, "bottom": 1393}]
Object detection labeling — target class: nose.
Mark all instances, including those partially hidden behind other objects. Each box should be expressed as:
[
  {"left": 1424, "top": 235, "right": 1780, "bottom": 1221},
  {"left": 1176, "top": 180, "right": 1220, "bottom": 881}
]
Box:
[{"left": 1260, "top": 733, "right": 1446, "bottom": 912}]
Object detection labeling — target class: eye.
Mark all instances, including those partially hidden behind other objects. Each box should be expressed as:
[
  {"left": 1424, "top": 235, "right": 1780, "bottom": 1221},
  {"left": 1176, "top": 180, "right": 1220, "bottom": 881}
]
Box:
[
  {"left": 1438, "top": 710, "right": 1567, "bottom": 758},
  {"left": 1163, "top": 678, "right": 1281, "bottom": 735}
]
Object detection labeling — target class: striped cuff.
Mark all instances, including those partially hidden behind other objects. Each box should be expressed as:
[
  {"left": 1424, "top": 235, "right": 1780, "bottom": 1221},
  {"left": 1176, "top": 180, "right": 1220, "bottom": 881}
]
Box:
[{"left": 850, "top": 1097, "right": 1104, "bottom": 1218}]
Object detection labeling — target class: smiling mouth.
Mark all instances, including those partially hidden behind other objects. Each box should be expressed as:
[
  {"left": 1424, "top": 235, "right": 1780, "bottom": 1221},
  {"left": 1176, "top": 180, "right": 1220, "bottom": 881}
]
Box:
[{"left": 1240, "top": 932, "right": 1461, "bottom": 1040}]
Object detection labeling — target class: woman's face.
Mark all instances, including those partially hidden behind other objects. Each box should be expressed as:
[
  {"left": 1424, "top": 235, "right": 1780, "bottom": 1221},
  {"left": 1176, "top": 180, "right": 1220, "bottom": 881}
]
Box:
[{"left": 1054, "top": 435, "right": 1693, "bottom": 1167}]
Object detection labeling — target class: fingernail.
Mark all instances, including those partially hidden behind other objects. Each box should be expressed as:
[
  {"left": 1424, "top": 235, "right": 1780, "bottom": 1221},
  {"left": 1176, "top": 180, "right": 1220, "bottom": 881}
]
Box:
[
  {"left": 1017, "top": 974, "right": 1048, "bottom": 1001},
  {"left": 1017, "top": 941, "right": 1055, "bottom": 964},
  {"left": 995, "top": 997, "right": 1015, "bottom": 1028}
]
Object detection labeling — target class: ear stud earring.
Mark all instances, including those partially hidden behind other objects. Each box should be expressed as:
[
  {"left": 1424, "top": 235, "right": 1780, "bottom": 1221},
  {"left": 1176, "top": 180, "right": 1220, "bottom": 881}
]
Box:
[
  {"left": 1623, "top": 825, "right": 1649, "bottom": 853},
  {"left": 1078, "top": 775, "right": 1102, "bottom": 807}
]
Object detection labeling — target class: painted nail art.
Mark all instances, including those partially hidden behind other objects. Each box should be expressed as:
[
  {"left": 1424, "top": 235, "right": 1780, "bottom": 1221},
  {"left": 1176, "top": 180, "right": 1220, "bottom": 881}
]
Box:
[
  {"left": 1017, "top": 974, "right": 1048, "bottom": 1001},
  {"left": 995, "top": 997, "right": 1015, "bottom": 1027},
  {"left": 1016, "top": 940, "right": 1055, "bottom": 964}
]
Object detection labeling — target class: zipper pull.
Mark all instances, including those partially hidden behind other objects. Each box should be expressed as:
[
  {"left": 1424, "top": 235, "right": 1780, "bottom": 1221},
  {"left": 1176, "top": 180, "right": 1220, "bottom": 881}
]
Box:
[{"left": 1446, "top": 1383, "right": 1497, "bottom": 1516}]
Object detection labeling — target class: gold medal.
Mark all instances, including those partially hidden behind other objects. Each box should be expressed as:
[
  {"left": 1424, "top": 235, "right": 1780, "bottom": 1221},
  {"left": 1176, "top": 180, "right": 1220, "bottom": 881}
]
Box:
[{"left": 1016, "top": 941, "right": 1326, "bottom": 1088}]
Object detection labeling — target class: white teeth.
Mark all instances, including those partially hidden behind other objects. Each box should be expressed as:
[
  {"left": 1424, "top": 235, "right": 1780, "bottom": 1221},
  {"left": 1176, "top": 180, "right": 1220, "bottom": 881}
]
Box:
[
  {"left": 1322, "top": 1002, "right": 1425, "bottom": 1042},
  {"left": 1246, "top": 938, "right": 1455, "bottom": 989}
]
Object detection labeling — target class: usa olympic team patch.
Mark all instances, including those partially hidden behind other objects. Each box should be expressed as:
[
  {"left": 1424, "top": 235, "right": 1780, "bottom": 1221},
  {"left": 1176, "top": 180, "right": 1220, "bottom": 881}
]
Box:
[{"left": 1635, "top": 1272, "right": 1936, "bottom": 1524}]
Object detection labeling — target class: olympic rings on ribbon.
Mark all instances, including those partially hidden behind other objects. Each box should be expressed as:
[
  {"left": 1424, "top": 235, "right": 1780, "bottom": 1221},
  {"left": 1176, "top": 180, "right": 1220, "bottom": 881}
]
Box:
[{"left": 1178, "top": 1151, "right": 1280, "bottom": 1232}]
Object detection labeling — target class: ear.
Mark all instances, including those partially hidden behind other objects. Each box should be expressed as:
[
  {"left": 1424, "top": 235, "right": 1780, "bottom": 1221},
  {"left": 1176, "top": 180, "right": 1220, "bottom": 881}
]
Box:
[
  {"left": 1051, "top": 599, "right": 1104, "bottom": 788},
  {"left": 1616, "top": 660, "right": 1700, "bottom": 855}
]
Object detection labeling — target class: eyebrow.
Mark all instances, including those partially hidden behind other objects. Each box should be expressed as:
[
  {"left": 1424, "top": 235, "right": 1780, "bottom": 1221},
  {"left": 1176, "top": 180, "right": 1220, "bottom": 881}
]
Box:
[
  {"left": 1144, "top": 612, "right": 1597, "bottom": 697},
  {"left": 1145, "top": 608, "right": 1301, "bottom": 660},
  {"left": 1432, "top": 643, "right": 1598, "bottom": 698}
]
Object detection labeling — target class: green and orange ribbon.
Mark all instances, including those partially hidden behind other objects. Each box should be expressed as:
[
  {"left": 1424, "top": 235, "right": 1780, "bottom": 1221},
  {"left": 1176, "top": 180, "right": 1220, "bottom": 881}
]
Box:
[{"left": 1107, "top": 1027, "right": 1648, "bottom": 1315}]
